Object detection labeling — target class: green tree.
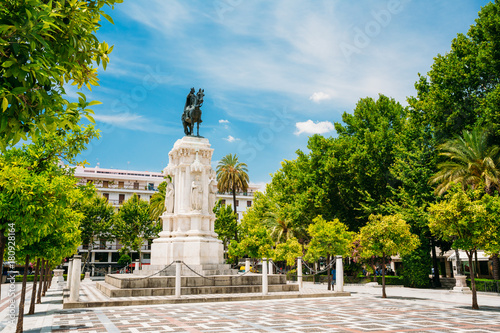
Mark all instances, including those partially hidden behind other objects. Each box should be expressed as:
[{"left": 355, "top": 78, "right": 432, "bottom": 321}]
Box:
[
  {"left": 304, "top": 216, "right": 355, "bottom": 290},
  {"left": 75, "top": 187, "right": 114, "bottom": 273},
  {"left": 149, "top": 180, "right": 166, "bottom": 224},
  {"left": 213, "top": 200, "right": 238, "bottom": 251},
  {"left": 273, "top": 237, "right": 302, "bottom": 266},
  {"left": 358, "top": 214, "right": 420, "bottom": 298},
  {"left": 0, "top": 0, "right": 122, "bottom": 148},
  {"left": 216, "top": 153, "right": 249, "bottom": 240},
  {"left": 430, "top": 128, "right": 500, "bottom": 196},
  {"left": 114, "top": 193, "right": 158, "bottom": 266},
  {"left": 304, "top": 216, "right": 354, "bottom": 262},
  {"left": 263, "top": 205, "right": 306, "bottom": 245},
  {"left": 228, "top": 216, "right": 273, "bottom": 263},
  {"left": 413, "top": 1, "right": 500, "bottom": 143},
  {"left": 0, "top": 140, "right": 85, "bottom": 332},
  {"left": 428, "top": 185, "right": 499, "bottom": 310},
  {"left": 430, "top": 128, "right": 500, "bottom": 278}
]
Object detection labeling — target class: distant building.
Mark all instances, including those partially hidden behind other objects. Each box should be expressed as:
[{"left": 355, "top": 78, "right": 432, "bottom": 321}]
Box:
[{"left": 73, "top": 165, "right": 260, "bottom": 274}]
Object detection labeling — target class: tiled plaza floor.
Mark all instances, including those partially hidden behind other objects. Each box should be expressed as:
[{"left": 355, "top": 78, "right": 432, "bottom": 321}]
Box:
[
  {"left": 49, "top": 296, "right": 500, "bottom": 332},
  {"left": 1, "top": 281, "right": 499, "bottom": 332}
]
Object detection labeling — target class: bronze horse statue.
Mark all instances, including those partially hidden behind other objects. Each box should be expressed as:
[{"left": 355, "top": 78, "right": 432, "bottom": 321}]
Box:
[{"left": 182, "top": 88, "right": 204, "bottom": 136}]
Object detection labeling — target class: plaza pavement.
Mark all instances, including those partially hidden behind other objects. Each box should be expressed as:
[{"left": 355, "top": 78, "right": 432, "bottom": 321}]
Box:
[{"left": 1, "top": 280, "right": 499, "bottom": 332}]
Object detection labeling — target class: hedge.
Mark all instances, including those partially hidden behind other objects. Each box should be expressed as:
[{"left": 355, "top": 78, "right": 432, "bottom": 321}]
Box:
[
  {"left": 376, "top": 275, "right": 404, "bottom": 285},
  {"left": 13, "top": 274, "right": 84, "bottom": 283},
  {"left": 466, "top": 278, "right": 500, "bottom": 293}
]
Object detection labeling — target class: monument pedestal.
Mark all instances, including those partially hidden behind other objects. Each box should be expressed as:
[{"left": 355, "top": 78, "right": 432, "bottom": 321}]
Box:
[{"left": 142, "top": 136, "right": 233, "bottom": 276}]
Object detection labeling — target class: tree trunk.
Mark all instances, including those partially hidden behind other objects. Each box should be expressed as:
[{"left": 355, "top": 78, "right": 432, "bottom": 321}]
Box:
[
  {"left": 82, "top": 242, "right": 92, "bottom": 275},
  {"left": 431, "top": 237, "right": 441, "bottom": 287},
  {"left": 232, "top": 184, "right": 238, "bottom": 242},
  {"left": 43, "top": 263, "right": 50, "bottom": 294},
  {"left": 455, "top": 248, "right": 463, "bottom": 275},
  {"left": 16, "top": 255, "right": 30, "bottom": 333},
  {"left": 492, "top": 254, "right": 500, "bottom": 280},
  {"left": 36, "top": 259, "right": 45, "bottom": 304},
  {"left": 467, "top": 251, "right": 479, "bottom": 309},
  {"left": 28, "top": 258, "right": 40, "bottom": 315},
  {"left": 0, "top": 231, "right": 6, "bottom": 300},
  {"left": 327, "top": 254, "right": 331, "bottom": 291},
  {"left": 382, "top": 254, "right": 387, "bottom": 298},
  {"left": 474, "top": 250, "right": 479, "bottom": 278}
]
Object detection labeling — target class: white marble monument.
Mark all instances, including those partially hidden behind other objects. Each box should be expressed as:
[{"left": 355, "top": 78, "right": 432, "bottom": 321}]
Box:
[{"left": 150, "top": 136, "right": 227, "bottom": 272}]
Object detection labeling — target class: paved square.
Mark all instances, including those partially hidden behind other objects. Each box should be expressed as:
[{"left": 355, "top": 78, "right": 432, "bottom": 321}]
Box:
[
  {"left": 48, "top": 295, "right": 500, "bottom": 332},
  {"left": 3, "top": 282, "right": 500, "bottom": 332}
]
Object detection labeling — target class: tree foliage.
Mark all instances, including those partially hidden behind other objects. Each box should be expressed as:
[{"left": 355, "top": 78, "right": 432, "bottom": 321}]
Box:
[
  {"left": 430, "top": 128, "right": 500, "bottom": 195},
  {"left": 428, "top": 184, "right": 500, "bottom": 309},
  {"left": 0, "top": 0, "right": 122, "bottom": 148},
  {"left": 358, "top": 214, "right": 419, "bottom": 298},
  {"left": 213, "top": 200, "right": 237, "bottom": 249},
  {"left": 413, "top": 1, "right": 500, "bottom": 143},
  {"left": 114, "top": 193, "right": 158, "bottom": 261},
  {"left": 304, "top": 216, "right": 354, "bottom": 262}
]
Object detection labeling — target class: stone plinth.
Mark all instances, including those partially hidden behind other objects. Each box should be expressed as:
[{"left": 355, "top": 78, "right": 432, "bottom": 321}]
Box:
[
  {"left": 453, "top": 275, "right": 471, "bottom": 294},
  {"left": 149, "top": 136, "right": 226, "bottom": 274}
]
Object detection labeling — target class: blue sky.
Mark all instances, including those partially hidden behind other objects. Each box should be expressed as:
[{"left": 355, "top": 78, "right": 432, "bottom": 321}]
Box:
[{"left": 75, "top": 0, "right": 490, "bottom": 186}]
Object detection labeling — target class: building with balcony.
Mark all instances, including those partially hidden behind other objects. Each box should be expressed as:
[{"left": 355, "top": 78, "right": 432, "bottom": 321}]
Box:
[{"left": 73, "top": 165, "right": 260, "bottom": 274}]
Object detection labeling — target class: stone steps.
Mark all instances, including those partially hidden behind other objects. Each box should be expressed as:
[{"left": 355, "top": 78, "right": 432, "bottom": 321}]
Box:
[
  {"left": 96, "top": 280, "right": 298, "bottom": 297},
  {"left": 96, "top": 273, "right": 298, "bottom": 298}
]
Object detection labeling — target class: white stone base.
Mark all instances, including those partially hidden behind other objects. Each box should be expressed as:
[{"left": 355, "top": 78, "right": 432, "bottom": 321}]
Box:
[
  {"left": 452, "top": 286, "right": 472, "bottom": 294},
  {"left": 151, "top": 236, "right": 224, "bottom": 266}
]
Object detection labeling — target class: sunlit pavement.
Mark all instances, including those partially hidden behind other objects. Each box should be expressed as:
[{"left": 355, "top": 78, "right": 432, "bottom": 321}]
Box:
[{"left": 1, "top": 281, "right": 499, "bottom": 332}]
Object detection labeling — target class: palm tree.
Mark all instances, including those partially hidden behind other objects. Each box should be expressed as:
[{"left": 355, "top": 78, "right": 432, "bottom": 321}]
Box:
[
  {"left": 430, "top": 127, "right": 500, "bottom": 279},
  {"left": 216, "top": 154, "right": 249, "bottom": 242},
  {"left": 149, "top": 181, "right": 167, "bottom": 224},
  {"left": 430, "top": 128, "right": 500, "bottom": 196}
]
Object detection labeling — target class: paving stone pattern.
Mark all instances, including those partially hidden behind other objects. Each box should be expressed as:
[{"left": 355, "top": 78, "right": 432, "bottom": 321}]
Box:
[{"left": 50, "top": 296, "right": 500, "bottom": 332}]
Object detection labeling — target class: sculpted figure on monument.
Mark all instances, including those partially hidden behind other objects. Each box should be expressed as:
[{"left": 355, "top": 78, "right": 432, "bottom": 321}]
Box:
[
  {"left": 164, "top": 180, "right": 175, "bottom": 214},
  {"left": 191, "top": 175, "right": 203, "bottom": 211},
  {"left": 182, "top": 88, "right": 204, "bottom": 137},
  {"left": 208, "top": 177, "right": 216, "bottom": 213}
]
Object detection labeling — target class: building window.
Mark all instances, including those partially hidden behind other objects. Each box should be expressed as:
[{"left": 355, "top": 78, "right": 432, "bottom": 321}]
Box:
[
  {"left": 86, "top": 179, "right": 93, "bottom": 185},
  {"left": 119, "top": 194, "right": 125, "bottom": 204},
  {"left": 103, "top": 193, "right": 109, "bottom": 201},
  {"left": 221, "top": 199, "right": 226, "bottom": 205},
  {"left": 247, "top": 201, "right": 252, "bottom": 207},
  {"left": 94, "top": 252, "right": 108, "bottom": 263},
  {"left": 103, "top": 180, "right": 109, "bottom": 188},
  {"left": 118, "top": 181, "right": 124, "bottom": 189},
  {"left": 133, "top": 182, "right": 139, "bottom": 190},
  {"left": 148, "top": 183, "right": 154, "bottom": 191},
  {"left": 143, "top": 253, "right": 151, "bottom": 260}
]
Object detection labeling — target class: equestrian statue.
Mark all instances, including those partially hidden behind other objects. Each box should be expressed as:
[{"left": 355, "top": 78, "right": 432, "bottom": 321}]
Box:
[{"left": 182, "top": 88, "right": 204, "bottom": 136}]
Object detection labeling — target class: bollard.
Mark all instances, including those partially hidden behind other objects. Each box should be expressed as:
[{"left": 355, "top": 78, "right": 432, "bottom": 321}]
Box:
[
  {"left": 67, "top": 259, "right": 73, "bottom": 290},
  {"left": 108, "top": 265, "right": 111, "bottom": 275},
  {"left": 70, "top": 255, "right": 82, "bottom": 302},
  {"left": 335, "top": 255, "right": 344, "bottom": 292},
  {"left": 135, "top": 259, "right": 140, "bottom": 273},
  {"left": 262, "top": 258, "right": 268, "bottom": 295},
  {"left": 297, "top": 257, "right": 303, "bottom": 291},
  {"left": 175, "top": 261, "right": 181, "bottom": 298},
  {"left": 268, "top": 259, "right": 273, "bottom": 275},
  {"left": 245, "top": 258, "right": 250, "bottom": 272}
]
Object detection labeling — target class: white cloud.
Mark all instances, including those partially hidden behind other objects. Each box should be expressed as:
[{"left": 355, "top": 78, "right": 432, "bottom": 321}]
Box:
[
  {"left": 294, "top": 120, "right": 335, "bottom": 136},
  {"left": 309, "top": 92, "right": 332, "bottom": 103},
  {"left": 219, "top": 119, "right": 230, "bottom": 123},
  {"left": 223, "top": 135, "right": 239, "bottom": 142},
  {"left": 93, "top": 113, "right": 175, "bottom": 134}
]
